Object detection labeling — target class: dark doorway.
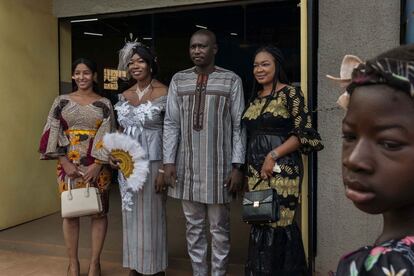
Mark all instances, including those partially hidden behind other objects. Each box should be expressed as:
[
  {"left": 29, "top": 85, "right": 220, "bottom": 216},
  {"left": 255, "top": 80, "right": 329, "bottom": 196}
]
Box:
[{"left": 68, "top": 1, "right": 300, "bottom": 102}]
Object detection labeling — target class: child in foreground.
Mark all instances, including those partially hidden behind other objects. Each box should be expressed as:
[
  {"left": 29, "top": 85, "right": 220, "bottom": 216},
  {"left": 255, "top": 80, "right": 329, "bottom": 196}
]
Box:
[{"left": 332, "top": 44, "right": 414, "bottom": 275}]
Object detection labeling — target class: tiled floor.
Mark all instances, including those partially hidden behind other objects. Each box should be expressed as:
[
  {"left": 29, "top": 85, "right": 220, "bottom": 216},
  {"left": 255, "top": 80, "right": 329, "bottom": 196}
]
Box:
[
  {"left": 0, "top": 249, "right": 198, "bottom": 276},
  {"left": 0, "top": 249, "right": 128, "bottom": 276},
  {"left": 0, "top": 187, "right": 247, "bottom": 275}
]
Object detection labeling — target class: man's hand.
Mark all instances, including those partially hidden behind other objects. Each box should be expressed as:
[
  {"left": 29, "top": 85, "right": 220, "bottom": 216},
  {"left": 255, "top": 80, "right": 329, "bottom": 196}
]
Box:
[
  {"left": 164, "top": 164, "right": 177, "bottom": 188},
  {"left": 226, "top": 167, "right": 244, "bottom": 194},
  {"left": 155, "top": 172, "right": 167, "bottom": 193},
  {"left": 242, "top": 176, "right": 249, "bottom": 196}
]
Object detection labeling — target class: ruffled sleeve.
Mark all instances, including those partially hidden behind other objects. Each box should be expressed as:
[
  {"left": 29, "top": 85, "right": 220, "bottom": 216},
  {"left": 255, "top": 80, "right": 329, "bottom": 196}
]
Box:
[
  {"left": 285, "top": 86, "right": 323, "bottom": 154},
  {"left": 91, "top": 98, "right": 115, "bottom": 163},
  {"left": 38, "top": 96, "right": 70, "bottom": 160}
]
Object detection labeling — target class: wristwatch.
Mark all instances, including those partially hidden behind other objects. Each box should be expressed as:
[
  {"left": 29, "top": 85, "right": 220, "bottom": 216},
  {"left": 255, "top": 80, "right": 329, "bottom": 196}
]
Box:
[
  {"left": 232, "top": 163, "right": 244, "bottom": 171},
  {"left": 269, "top": 150, "right": 279, "bottom": 161}
]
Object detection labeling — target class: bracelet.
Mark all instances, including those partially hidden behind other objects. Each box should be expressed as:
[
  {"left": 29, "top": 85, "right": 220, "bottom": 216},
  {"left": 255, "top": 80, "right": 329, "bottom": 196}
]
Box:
[
  {"left": 158, "top": 169, "right": 165, "bottom": 174},
  {"left": 269, "top": 150, "right": 279, "bottom": 161},
  {"left": 94, "top": 159, "right": 104, "bottom": 165}
]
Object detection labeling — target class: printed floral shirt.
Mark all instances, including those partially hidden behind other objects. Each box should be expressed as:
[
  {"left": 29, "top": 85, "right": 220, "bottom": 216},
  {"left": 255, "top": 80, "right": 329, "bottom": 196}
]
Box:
[{"left": 335, "top": 236, "right": 414, "bottom": 276}]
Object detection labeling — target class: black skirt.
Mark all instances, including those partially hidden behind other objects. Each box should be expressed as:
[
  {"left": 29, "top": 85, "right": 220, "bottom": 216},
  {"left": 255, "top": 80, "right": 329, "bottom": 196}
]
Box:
[{"left": 245, "top": 223, "right": 308, "bottom": 276}]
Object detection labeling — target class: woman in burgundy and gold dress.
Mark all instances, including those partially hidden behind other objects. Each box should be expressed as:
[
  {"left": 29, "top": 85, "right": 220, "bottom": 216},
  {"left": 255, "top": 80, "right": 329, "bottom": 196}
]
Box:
[{"left": 39, "top": 58, "right": 114, "bottom": 276}]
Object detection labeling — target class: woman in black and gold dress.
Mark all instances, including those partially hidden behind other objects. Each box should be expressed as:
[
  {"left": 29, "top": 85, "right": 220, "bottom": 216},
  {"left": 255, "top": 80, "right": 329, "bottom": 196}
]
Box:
[{"left": 242, "top": 46, "right": 323, "bottom": 275}]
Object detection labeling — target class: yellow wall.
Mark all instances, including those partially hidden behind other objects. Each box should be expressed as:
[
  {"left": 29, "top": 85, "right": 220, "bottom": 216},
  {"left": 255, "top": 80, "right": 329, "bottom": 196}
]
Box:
[{"left": 0, "top": 0, "right": 59, "bottom": 229}]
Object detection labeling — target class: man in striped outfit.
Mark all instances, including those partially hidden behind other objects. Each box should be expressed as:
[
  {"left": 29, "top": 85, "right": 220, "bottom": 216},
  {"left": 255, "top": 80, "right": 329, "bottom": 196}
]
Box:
[{"left": 163, "top": 29, "right": 246, "bottom": 276}]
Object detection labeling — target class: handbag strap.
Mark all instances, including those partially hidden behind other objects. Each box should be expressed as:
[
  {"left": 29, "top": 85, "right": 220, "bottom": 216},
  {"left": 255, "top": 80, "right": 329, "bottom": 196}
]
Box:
[
  {"left": 258, "top": 89, "right": 278, "bottom": 116},
  {"left": 65, "top": 173, "right": 93, "bottom": 201},
  {"left": 251, "top": 178, "right": 271, "bottom": 190},
  {"left": 66, "top": 173, "right": 91, "bottom": 192}
]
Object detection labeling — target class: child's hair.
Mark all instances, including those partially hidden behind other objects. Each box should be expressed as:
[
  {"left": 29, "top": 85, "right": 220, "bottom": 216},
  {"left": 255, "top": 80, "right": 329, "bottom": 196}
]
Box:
[
  {"left": 346, "top": 44, "right": 414, "bottom": 97},
  {"left": 375, "top": 43, "right": 414, "bottom": 61}
]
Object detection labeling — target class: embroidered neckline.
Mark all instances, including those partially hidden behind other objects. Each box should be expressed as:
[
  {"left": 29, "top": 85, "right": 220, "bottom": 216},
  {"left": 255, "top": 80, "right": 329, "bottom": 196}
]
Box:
[{"left": 65, "top": 95, "right": 104, "bottom": 107}]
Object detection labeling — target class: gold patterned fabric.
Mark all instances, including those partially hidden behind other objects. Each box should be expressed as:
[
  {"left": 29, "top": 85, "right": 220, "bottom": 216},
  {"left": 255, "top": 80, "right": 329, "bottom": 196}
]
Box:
[
  {"left": 242, "top": 85, "right": 323, "bottom": 227},
  {"left": 39, "top": 95, "right": 115, "bottom": 214}
]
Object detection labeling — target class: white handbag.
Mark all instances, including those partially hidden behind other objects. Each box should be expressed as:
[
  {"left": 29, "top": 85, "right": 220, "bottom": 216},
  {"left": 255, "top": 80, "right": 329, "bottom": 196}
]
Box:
[{"left": 61, "top": 177, "right": 103, "bottom": 218}]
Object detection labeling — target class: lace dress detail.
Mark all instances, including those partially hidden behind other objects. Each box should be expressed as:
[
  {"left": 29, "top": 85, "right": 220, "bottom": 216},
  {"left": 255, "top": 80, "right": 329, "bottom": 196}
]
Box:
[
  {"left": 114, "top": 94, "right": 167, "bottom": 274},
  {"left": 115, "top": 96, "right": 165, "bottom": 209}
]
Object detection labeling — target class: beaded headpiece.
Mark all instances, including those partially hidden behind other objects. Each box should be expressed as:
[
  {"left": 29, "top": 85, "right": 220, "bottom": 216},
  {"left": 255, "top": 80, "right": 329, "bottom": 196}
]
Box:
[{"left": 117, "top": 33, "right": 155, "bottom": 72}]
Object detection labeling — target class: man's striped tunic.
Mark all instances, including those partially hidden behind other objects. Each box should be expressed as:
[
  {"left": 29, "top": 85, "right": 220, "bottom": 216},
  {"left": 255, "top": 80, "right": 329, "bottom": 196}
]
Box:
[{"left": 163, "top": 66, "right": 246, "bottom": 204}]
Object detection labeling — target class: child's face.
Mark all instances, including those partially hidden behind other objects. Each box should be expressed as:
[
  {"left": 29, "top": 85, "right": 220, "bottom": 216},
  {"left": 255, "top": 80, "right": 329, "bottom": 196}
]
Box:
[{"left": 342, "top": 84, "right": 414, "bottom": 214}]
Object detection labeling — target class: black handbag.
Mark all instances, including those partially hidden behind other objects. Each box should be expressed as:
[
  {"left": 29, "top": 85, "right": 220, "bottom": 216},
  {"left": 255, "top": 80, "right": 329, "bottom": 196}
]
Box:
[{"left": 242, "top": 179, "right": 279, "bottom": 224}]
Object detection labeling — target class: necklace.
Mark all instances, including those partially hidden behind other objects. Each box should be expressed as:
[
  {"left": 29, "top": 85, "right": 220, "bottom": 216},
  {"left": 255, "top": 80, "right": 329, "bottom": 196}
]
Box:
[{"left": 135, "top": 80, "right": 152, "bottom": 100}]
